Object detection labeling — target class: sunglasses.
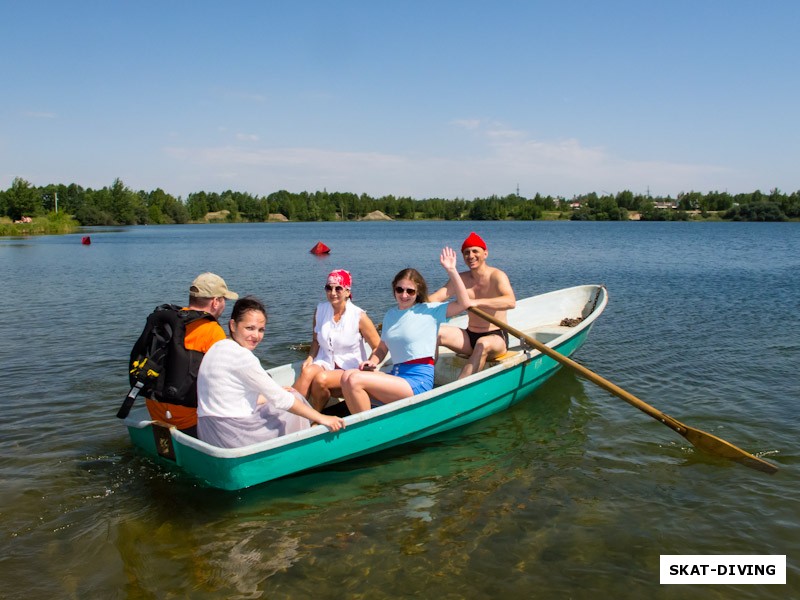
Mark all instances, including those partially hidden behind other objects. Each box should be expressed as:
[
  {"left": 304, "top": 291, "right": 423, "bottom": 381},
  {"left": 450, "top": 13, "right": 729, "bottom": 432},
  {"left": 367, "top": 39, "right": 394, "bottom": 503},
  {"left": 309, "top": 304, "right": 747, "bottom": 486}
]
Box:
[
  {"left": 324, "top": 284, "right": 346, "bottom": 293},
  {"left": 394, "top": 286, "right": 417, "bottom": 295}
]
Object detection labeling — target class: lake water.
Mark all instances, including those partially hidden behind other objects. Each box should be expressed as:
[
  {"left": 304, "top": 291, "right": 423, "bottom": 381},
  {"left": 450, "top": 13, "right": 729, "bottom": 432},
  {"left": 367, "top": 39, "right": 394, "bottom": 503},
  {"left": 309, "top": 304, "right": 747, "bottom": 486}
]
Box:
[{"left": 1, "top": 221, "right": 798, "bottom": 599}]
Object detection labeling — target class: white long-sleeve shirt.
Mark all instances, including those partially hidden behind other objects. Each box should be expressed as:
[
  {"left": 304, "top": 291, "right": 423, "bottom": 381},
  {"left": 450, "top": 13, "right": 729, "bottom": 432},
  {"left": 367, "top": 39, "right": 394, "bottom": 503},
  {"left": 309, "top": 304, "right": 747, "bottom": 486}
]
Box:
[{"left": 197, "top": 338, "right": 295, "bottom": 418}]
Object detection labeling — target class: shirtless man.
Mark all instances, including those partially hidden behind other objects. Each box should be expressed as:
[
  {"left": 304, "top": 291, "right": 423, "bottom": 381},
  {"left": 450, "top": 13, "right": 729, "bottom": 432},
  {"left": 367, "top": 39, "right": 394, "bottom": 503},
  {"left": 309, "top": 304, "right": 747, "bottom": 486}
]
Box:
[{"left": 429, "top": 232, "right": 516, "bottom": 379}]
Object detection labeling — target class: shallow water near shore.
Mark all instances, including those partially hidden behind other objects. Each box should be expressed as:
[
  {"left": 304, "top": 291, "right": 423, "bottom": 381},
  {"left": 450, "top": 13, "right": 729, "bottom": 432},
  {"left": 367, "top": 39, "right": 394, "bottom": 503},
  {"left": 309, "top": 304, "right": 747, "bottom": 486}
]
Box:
[{"left": 1, "top": 220, "right": 798, "bottom": 599}]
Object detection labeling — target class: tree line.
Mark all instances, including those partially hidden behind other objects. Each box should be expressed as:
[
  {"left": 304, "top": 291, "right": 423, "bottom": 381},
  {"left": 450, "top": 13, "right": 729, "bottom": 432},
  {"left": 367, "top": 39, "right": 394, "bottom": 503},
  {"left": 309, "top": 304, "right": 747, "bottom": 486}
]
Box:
[{"left": 2, "top": 177, "right": 798, "bottom": 225}]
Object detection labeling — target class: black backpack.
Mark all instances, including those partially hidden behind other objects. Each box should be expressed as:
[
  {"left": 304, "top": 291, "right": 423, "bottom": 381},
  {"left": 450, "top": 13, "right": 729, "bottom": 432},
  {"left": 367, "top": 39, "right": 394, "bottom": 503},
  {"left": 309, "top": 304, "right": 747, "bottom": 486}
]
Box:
[{"left": 117, "top": 304, "right": 215, "bottom": 419}]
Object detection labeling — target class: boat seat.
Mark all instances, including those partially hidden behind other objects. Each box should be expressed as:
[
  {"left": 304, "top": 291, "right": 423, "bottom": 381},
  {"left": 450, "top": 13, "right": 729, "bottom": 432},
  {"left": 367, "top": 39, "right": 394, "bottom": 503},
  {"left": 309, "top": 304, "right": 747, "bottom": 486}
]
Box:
[
  {"left": 434, "top": 350, "right": 522, "bottom": 385},
  {"left": 453, "top": 349, "right": 520, "bottom": 362},
  {"left": 489, "top": 350, "right": 520, "bottom": 362}
]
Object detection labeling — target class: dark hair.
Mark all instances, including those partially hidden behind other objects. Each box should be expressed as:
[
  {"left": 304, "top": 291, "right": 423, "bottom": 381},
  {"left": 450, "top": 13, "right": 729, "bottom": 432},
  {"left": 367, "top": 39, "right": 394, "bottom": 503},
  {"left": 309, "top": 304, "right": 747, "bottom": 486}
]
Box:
[
  {"left": 231, "top": 296, "right": 267, "bottom": 323},
  {"left": 392, "top": 268, "right": 428, "bottom": 304},
  {"left": 188, "top": 295, "right": 214, "bottom": 309}
]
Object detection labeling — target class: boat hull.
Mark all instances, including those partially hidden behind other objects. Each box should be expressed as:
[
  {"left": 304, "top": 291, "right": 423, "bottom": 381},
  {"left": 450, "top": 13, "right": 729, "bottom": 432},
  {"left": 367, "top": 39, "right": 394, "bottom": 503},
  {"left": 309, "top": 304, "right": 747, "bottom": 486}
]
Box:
[{"left": 124, "top": 284, "right": 607, "bottom": 490}]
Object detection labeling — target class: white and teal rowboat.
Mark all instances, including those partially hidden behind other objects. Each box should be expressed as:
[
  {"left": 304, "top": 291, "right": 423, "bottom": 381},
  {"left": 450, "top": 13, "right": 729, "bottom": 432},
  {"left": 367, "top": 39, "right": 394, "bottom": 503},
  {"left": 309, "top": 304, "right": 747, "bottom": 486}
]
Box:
[{"left": 123, "top": 284, "right": 608, "bottom": 490}]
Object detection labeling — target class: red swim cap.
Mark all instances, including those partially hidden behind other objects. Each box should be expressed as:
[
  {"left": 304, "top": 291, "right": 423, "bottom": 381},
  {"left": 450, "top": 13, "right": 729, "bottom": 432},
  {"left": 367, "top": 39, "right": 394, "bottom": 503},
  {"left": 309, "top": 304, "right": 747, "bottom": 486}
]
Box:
[{"left": 461, "top": 232, "right": 487, "bottom": 251}]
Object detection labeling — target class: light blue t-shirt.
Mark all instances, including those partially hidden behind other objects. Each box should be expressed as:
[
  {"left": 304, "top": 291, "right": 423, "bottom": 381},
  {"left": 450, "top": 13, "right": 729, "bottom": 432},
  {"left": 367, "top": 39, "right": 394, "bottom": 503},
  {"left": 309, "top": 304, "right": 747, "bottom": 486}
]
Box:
[{"left": 381, "top": 302, "right": 448, "bottom": 364}]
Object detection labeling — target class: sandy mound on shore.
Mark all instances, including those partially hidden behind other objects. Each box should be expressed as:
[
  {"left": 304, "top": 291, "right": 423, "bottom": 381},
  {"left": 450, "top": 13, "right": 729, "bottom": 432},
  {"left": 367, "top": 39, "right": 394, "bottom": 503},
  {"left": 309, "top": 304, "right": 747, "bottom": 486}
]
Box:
[
  {"left": 204, "top": 210, "right": 230, "bottom": 221},
  {"left": 360, "top": 210, "right": 393, "bottom": 221}
]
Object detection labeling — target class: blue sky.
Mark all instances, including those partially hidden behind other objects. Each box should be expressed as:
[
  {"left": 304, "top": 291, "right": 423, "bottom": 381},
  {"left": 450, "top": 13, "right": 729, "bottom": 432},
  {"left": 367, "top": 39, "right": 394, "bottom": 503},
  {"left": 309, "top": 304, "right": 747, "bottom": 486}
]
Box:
[{"left": 2, "top": 1, "right": 798, "bottom": 200}]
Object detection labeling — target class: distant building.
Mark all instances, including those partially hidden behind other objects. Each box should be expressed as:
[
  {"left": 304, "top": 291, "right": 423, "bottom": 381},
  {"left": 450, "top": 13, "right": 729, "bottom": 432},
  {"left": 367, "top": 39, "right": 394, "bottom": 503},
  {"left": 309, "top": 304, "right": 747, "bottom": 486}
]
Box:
[{"left": 653, "top": 200, "right": 678, "bottom": 210}]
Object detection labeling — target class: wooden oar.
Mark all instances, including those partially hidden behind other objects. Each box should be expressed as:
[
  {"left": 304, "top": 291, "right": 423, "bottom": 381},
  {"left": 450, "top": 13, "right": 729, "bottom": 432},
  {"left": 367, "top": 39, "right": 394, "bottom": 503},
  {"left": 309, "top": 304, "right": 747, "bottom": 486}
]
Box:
[{"left": 468, "top": 306, "right": 778, "bottom": 474}]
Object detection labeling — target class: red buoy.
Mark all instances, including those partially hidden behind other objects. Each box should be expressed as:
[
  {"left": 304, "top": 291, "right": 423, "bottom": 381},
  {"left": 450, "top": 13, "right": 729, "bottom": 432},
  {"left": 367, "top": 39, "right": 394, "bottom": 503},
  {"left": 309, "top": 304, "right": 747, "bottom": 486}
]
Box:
[
  {"left": 81, "top": 236, "right": 92, "bottom": 245},
  {"left": 309, "top": 241, "right": 330, "bottom": 255}
]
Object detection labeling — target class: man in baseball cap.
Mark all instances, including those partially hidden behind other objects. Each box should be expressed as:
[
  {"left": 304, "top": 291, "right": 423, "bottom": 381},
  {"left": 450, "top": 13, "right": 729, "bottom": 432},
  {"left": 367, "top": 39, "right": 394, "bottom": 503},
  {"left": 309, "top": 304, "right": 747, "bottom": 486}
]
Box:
[
  {"left": 141, "top": 273, "right": 238, "bottom": 436},
  {"left": 189, "top": 272, "right": 239, "bottom": 300}
]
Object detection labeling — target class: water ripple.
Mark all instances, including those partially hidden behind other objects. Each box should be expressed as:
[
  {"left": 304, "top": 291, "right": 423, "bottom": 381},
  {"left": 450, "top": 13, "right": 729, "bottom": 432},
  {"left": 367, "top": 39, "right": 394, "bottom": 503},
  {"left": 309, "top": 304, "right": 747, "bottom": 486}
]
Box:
[{"left": 1, "top": 222, "right": 798, "bottom": 599}]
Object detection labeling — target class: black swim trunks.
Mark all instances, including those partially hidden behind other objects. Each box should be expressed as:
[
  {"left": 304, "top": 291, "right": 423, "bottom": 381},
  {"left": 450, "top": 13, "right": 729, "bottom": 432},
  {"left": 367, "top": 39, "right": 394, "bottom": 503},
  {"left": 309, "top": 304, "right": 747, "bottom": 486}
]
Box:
[{"left": 465, "top": 328, "right": 509, "bottom": 351}]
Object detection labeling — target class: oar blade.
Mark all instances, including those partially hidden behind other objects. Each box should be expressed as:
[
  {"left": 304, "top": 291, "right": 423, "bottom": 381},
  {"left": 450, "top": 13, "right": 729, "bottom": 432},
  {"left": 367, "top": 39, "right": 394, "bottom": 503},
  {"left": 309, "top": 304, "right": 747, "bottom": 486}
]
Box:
[
  {"left": 467, "top": 305, "right": 780, "bottom": 475},
  {"left": 682, "top": 426, "right": 778, "bottom": 474}
]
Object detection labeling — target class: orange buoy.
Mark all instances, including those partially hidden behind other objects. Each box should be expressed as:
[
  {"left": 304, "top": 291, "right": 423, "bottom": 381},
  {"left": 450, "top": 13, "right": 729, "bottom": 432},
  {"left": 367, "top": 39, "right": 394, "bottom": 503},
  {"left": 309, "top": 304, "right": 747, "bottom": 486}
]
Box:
[{"left": 309, "top": 241, "right": 330, "bottom": 255}]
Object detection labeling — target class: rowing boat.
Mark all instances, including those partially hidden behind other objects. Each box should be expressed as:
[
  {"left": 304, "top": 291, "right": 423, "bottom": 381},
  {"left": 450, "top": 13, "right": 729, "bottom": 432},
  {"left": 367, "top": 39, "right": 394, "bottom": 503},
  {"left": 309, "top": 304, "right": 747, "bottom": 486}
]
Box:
[{"left": 122, "top": 284, "right": 608, "bottom": 490}]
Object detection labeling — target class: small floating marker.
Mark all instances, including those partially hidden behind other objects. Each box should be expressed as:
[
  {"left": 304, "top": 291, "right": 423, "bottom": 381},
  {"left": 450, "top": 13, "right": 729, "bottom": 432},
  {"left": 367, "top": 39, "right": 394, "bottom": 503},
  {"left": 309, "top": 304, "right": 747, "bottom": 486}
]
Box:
[
  {"left": 81, "top": 236, "right": 92, "bottom": 245},
  {"left": 309, "top": 241, "right": 330, "bottom": 255}
]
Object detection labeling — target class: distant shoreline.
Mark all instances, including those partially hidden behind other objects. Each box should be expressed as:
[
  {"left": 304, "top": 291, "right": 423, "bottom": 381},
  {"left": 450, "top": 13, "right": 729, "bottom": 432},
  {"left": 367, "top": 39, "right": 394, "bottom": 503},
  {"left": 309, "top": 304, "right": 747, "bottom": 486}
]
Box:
[{"left": 3, "top": 212, "right": 798, "bottom": 238}]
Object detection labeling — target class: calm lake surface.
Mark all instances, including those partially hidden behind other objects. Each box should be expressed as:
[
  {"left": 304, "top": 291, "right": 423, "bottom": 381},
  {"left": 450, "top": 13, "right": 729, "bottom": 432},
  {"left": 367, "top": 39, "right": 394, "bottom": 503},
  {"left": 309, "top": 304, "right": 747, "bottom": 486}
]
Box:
[{"left": 1, "top": 221, "right": 798, "bottom": 599}]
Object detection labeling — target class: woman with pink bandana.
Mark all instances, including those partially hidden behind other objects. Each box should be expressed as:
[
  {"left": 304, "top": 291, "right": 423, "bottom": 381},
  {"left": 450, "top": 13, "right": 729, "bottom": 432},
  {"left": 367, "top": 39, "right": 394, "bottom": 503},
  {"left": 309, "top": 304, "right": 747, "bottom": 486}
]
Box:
[{"left": 292, "top": 269, "right": 381, "bottom": 411}]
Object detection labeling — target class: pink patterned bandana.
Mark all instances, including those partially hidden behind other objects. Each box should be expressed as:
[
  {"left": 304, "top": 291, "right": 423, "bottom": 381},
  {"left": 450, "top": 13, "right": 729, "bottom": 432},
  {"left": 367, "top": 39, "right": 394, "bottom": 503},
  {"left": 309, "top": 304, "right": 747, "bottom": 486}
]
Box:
[{"left": 327, "top": 269, "right": 352, "bottom": 290}]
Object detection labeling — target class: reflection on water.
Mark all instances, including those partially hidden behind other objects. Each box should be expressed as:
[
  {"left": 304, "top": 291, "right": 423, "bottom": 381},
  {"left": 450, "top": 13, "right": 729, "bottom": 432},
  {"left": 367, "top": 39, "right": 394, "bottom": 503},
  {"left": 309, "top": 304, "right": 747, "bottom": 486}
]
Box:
[
  {"left": 99, "top": 371, "right": 588, "bottom": 598},
  {"left": 1, "top": 222, "right": 798, "bottom": 599}
]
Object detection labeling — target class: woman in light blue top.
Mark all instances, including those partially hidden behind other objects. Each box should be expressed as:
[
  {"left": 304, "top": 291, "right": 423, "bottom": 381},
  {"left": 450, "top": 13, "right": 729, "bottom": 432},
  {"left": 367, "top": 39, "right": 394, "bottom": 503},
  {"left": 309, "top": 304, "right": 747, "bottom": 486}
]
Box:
[{"left": 341, "top": 247, "right": 473, "bottom": 413}]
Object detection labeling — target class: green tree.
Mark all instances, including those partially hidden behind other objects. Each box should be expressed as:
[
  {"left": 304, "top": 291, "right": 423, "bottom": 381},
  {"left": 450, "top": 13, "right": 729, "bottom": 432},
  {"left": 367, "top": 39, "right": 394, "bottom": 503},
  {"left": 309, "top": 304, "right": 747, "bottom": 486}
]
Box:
[
  {"left": 724, "top": 202, "right": 786, "bottom": 221},
  {"left": 6, "top": 177, "right": 40, "bottom": 220},
  {"left": 704, "top": 191, "right": 733, "bottom": 211},
  {"left": 443, "top": 198, "right": 466, "bottom": 220},
  {"left": 614, "top": 190, "right": 635, "bottom": 210},
  {"left": 677, "top": 191, "right": 702, "bottom": 211},
  {"left": 780, "top": 190, "right": 800, "bottom": 218},
  {"left": 467, "top": 196, "right": 509, "bottom": 220},
  {"left": 140, "top": 188, "right": 188, "bottom": 224},
  {"left": 109, "top": 178, "right": 141, "bottom": 224},
  {"left": 638, "top": 200, "right": 657, "bottom": 221},
  {"left": 55, "top": 183, "right": 86, "bottom": 215},
  {"left": 186, "top": 191, "right": 209, "bottom": 221},
  {"left": 39, "top": 184, "right": 60, "bottom": 214},
  {"left": 396, "top": 198, "right": 415, "bottom": 219}
]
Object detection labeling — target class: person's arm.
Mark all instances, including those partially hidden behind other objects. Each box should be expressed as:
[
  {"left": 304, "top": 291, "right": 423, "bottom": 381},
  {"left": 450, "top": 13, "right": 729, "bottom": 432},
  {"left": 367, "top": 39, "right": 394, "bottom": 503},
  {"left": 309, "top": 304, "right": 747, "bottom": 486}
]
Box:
[
  {"left": 359, "top": 340, "right": 388, "bottom": 371},
  {"left": 473, "top": 271, "right": 516, "bottom": 311},
  {"left": 242, "top": 355, "right": 299, "bottom": 409},
  {"left": 244, "top": 356, "right": 346, "bottom": 431},
  {"left": 287, "top": 397, "right": 345, "bottom": 431},
  {"left": 440, "top": 247, "right": 473, "bottom": 317},
  {"left": 428, "top": 281, "right": 453, "bottom": 303},
  {"left": 359, "top": 311, "right": 381, "bottom": 353}
]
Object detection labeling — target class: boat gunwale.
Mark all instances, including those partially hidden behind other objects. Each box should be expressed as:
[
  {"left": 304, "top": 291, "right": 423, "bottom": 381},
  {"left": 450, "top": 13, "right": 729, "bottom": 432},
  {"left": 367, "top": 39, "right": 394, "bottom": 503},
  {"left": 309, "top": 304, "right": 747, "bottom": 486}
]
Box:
[{"left": 123, "top": 284, "right": 607, "bottom": 460}]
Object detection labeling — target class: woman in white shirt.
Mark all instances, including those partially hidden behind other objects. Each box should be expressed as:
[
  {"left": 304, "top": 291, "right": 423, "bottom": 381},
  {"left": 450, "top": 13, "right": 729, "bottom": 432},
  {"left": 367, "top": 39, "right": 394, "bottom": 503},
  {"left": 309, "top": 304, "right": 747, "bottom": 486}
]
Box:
[
  {"left": 197, "top": 296, "right": 345, "bottom": 448},
  {"left": 292, "top": 269, "right": 381, "bottom": 411}
]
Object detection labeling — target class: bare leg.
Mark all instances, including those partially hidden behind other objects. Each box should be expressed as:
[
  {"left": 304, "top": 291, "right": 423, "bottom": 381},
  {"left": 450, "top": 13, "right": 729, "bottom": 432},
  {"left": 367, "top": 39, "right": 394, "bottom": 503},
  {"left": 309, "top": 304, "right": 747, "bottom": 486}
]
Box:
[
  {"left": 439, "top": 325, "right": 509, "bottom": 379},
  {"left": 438, "top": 325, "right": 472, "bottom": 354},
  {"left": 292, "top": 363, "right": 323, "bottom": 399},
  {"left": 309, "top": 369, "right": 345, "bottom": 411},
  {"left": 341, "top": 369, "right": 414, "bottom": 414},
  {"left": 459, "top": 334, "right": 507, "bottom": 379}
]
